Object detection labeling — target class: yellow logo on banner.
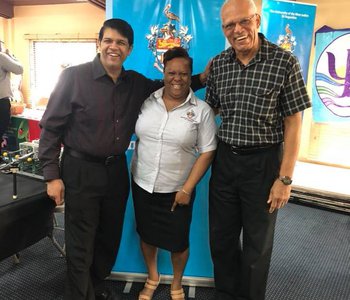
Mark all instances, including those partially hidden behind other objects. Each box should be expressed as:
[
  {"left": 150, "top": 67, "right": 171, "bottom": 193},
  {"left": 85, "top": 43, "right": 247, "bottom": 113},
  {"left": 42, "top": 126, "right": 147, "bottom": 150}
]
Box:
[{"left": 146, "top": 4, "right": 193, "bottom": 73}]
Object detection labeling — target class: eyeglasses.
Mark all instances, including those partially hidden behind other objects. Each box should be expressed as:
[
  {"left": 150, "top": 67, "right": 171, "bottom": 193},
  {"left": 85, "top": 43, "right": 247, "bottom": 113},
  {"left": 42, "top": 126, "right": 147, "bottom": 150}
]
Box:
[{"left": 222, "top": 14, "right": 257, "bottom": 31}]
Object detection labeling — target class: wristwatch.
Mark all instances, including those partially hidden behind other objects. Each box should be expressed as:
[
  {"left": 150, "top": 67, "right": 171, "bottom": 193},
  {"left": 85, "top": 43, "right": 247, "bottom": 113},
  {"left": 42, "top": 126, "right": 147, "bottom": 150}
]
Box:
[{"left": 278, "top": 176, "right": 293, "bottom": 185}]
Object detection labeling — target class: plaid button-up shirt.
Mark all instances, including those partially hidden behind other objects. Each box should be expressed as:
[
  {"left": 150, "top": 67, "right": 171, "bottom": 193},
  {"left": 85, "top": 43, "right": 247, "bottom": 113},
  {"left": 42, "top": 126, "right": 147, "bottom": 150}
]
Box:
[{"left": 205, "top": 33, "right": 311, "bottom": 147}]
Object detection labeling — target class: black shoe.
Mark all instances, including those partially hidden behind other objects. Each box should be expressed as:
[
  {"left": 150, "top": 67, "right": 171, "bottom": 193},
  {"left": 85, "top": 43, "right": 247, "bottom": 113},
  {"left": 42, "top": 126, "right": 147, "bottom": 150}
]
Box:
[{"left": 95, "top": 288, "right": 122, "bottom": 300}]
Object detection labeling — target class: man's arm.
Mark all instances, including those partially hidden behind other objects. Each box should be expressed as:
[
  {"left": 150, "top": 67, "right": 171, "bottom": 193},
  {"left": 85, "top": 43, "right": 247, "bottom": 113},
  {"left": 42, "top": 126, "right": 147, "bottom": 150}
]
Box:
[
  {"left": 39, "top": 116, "right": 66, "bottom": 206},
  {"left": 198, "top": 58, "right": 213, "bottom": 86},
  {"left": 267, "top": 112, "right": 302, "bottom": 213},
  {"left": 38, "top": 69, "right": 73, "bottom": 205}
]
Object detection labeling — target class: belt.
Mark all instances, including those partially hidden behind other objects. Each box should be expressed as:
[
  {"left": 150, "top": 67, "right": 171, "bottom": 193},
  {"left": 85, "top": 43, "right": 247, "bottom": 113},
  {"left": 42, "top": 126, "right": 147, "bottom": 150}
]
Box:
[
  {"left": 64, "top": 147, "right": 123, "bottom": 165},
  {"left": 0, "top": 97, "right": 11, "bottom": 101},
  {"left": 222, "top": 141, "right": 280, "bottom": 155}
]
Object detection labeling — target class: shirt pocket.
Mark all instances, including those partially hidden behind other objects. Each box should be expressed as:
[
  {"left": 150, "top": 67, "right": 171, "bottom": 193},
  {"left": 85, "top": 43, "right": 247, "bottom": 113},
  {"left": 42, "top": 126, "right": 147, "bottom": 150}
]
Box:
[
  {"left": 249, "top": 84, "right": 282, "bottom": 124},
  {"left": 254, "top": 83, "right": 281, "bottom": 98}
]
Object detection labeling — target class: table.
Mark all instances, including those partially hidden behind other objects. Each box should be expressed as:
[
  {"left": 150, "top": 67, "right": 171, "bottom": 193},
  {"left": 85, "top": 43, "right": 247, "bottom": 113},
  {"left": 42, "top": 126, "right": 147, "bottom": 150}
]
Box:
[
  {"left": 3, "top": 108, "right": 43, "bottom": 151},
  {"left": 0, "top": 173, "right": 55, "bottom": 260}
]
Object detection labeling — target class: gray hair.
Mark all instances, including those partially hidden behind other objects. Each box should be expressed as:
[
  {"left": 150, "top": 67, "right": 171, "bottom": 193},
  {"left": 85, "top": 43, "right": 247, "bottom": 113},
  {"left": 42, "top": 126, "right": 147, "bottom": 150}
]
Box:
[{"left": 221, "top": 0, "right": 258, "bottom": 14}]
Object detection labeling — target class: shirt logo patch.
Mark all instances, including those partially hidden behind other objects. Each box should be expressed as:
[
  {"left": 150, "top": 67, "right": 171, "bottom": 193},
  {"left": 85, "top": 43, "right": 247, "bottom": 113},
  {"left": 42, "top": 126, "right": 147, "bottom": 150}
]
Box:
[
  {"left": 181, "top": 109, "right": 196, "bottom": 122},
  {"left": 187, "top": 109, "right": 195, "bottom": 119}
]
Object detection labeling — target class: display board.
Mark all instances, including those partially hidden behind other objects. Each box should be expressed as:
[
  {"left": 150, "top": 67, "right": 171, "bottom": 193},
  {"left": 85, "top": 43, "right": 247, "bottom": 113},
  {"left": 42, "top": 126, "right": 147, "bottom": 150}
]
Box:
[{"left": 106, "top": 0, "right": 226, "bottom": 281}]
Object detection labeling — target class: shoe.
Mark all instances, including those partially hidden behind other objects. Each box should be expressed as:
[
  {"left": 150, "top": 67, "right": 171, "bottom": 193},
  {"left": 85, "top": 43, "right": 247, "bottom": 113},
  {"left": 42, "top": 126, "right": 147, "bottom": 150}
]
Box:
[
  {"left": 95, "top": 289, "right": 111, "bottom": 300},
  {"left": 170, "top": 288, "right": 185, "bottom": 300},
  {"left": 95, "top": 288, "right": 121, "bottom": 300},
  {"left": 138, "top": 275, "right": 161, "bottom": 300}
]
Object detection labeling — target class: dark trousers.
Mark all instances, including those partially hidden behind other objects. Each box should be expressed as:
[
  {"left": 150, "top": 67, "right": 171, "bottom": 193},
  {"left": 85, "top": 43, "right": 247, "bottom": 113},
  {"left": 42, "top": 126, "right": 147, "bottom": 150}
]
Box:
[
  {"left": 61, "top": 153, "right": 130, "bottom": 300},
  {"left": 0, "top": 98, "right": 11, "bottom": 146},
  {"left": 209, "top": 142, "right": 282, "bottom": 300}
]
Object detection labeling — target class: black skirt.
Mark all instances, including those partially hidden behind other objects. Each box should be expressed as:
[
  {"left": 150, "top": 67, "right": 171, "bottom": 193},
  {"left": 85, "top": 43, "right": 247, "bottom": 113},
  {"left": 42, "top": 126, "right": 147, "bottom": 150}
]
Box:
[{"left": 131, "top": 179, "right": 195, "bottom": 252}]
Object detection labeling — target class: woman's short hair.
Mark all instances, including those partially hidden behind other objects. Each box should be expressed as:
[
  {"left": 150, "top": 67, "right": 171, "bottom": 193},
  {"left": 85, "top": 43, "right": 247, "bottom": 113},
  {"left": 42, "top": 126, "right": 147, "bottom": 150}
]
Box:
[{"left": 163, "top": 47, "right": 193, "bottom": 73}]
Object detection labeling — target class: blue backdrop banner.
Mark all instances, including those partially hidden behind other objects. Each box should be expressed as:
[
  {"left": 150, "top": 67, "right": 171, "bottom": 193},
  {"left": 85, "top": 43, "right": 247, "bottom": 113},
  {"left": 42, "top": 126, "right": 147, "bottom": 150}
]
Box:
[
  {"left": 312, "top": 26, "right": 350, "bottom": 122},
  {"left": 260, "top": 0, "right": 316, "bottom": 83},
  {"left": 105, "top": 0, "right": 225, "bottom": 278}
]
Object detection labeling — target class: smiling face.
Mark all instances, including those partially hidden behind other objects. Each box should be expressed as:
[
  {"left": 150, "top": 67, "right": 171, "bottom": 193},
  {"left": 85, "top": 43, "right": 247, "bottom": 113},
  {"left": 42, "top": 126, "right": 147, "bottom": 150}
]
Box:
[
  {"left": 98, "top": 27, "right": 132, "bottom": 79},
  {"left": 163, "top": 57, "right": 191, "bottom": 102},
  {"left": 221, "top": 0, "right": 261, "bottom": 63}
]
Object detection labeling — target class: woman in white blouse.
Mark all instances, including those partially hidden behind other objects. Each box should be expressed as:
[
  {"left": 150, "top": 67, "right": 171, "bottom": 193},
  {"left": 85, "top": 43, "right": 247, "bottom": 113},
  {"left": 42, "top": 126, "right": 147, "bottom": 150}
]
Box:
[{"left": 131, "top": 47, "right": 217, "bottom": 300}]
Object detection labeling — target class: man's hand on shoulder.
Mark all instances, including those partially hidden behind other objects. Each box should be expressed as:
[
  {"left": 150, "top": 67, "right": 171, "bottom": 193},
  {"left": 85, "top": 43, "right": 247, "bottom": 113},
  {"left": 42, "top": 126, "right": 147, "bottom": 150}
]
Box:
[{"left": 199, "top": 58, "right": 213, "bottom": 85}]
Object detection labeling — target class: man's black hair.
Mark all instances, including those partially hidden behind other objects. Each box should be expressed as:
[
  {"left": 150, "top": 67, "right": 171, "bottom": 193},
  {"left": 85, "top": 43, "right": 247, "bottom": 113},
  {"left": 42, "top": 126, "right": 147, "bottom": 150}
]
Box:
[{"left": 98, "top": 18, "right": 134, "bottom": 46}]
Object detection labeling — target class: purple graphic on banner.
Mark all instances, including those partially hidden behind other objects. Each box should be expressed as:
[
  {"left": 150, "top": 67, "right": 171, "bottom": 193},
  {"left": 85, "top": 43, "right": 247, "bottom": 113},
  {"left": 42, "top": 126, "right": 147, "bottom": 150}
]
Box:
[{"left": 314, "top": 33, "right": 350, "bottom": 119}]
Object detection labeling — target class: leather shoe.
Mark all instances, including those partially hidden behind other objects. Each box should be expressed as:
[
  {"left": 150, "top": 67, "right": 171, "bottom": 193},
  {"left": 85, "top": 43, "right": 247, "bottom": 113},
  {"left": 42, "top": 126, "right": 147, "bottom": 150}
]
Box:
[{"left": 95, "top": 288, "right": 122, "bottom": 300}]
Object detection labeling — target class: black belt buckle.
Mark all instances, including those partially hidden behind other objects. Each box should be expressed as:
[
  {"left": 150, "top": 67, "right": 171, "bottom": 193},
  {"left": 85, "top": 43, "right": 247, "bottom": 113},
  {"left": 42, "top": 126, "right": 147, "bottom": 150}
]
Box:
[
  {"left": 231, "top": 145, "right": 247, "bottom": 155},
  {"left": 231, "top": 148, "right": 240, "bottom": 155},
  {"left": 105, "top": 156, "right": 115, "bottom": 165}
]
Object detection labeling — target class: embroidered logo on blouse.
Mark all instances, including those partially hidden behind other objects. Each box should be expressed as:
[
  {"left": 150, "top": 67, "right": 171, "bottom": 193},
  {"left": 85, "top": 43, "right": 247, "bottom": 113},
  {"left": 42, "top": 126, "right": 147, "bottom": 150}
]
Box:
[
  {"left": 187, "top": 109, "right": 195, "bottom": 119},
  {"left": 181, "top": 109, "right": 196, "bottom": 122}
]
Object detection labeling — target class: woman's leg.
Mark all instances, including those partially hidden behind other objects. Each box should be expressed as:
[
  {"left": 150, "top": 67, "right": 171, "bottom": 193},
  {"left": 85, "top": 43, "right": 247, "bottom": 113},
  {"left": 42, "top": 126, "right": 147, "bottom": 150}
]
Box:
[
  {"left": 139, "top": 240, "right": 160, "bottom": 298},
  {"left": 171, "top": 248, "right": 189, "bottom": 291}
]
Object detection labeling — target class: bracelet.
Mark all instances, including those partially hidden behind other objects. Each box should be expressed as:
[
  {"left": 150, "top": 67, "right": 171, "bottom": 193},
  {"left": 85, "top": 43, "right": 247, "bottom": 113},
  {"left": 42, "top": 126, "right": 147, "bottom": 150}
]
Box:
[{"left": 182, "top": 189, "right": 191, "bottom": 196}]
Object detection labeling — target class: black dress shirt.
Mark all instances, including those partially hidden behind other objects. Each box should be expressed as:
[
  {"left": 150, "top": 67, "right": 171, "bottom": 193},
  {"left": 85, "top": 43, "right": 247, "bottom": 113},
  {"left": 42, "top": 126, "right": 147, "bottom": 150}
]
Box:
[{"left": 39, "top": 54, "right": 204, "bottom": 180}]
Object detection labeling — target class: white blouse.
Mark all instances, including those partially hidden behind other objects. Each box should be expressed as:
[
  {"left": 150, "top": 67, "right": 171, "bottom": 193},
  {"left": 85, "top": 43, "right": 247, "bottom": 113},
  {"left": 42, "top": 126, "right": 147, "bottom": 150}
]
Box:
[{"left": 131, "top": 87, "right": 217, "bottom": 193}]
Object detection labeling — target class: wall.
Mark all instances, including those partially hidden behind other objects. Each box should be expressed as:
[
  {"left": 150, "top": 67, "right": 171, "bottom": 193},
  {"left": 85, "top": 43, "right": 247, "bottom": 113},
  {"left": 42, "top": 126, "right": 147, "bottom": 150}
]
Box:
[
  {"left": 255, "top": 0, "right": 350, "bottom": 168},
  {"left": 3, "top": 3, "right": 104, "bottom": 102},
  {"left": 0, "top": 18, "right": 5, "bottom": 43},
  {"left": 0, "top": 17, "right": 15, "bottom": 50},
  {"left": 2, "top": 0, "right": 349, "bottom": 167}
]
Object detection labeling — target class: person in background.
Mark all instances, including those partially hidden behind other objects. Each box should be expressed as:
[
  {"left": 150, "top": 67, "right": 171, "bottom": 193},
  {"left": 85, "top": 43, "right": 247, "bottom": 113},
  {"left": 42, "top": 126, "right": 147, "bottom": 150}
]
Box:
[
  {"left": 131, "top": 47, "right": 217, "bottom": 300},
  {"left": 205, "top": 0, "right": 311, "bottom": 299},
  {"left": 38, "top": 19, "right": 207, "bottom": 300},
  {"left": 0, "top": 42, "right": 23, "bottom": 153}
]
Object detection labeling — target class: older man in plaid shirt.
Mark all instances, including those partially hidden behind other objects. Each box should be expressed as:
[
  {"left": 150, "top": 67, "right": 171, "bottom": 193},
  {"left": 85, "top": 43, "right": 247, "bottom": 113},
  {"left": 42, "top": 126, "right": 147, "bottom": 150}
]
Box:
[{"left": 205, "top": 0, "right": 311, "bottom": 299}]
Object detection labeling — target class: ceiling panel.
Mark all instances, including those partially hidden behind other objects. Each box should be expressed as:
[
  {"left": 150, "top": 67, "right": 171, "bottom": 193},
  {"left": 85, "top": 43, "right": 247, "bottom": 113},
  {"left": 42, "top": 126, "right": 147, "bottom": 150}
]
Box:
[
  {"left": 1, "top": 0, "right": 104, "bottom": 18},
  {"left": 8, "top": 0, "right": 88, "bottom": 5}
]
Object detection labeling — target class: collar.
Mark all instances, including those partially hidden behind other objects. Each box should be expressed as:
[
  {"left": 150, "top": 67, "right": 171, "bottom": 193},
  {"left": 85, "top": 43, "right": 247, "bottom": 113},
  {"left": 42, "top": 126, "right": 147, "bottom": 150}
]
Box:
[
  {"left": 151, "top": 87, "right": 198, "bottom": 106},
  {"left": 92, "top": 54, "right": 127, "bottom": 81}
]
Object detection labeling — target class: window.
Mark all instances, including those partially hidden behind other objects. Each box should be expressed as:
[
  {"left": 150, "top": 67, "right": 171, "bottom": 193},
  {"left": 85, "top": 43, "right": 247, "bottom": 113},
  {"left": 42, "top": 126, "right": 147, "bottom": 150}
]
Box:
[{"left": 30, "top": 40, "right": 97, "bottom": 107}]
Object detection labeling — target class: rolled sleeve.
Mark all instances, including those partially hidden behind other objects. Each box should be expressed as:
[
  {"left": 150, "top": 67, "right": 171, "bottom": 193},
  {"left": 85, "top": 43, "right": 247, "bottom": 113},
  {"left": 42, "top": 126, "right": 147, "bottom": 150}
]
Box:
[{"left": 197, "top": 103, "right": 218, "bottom": 153}]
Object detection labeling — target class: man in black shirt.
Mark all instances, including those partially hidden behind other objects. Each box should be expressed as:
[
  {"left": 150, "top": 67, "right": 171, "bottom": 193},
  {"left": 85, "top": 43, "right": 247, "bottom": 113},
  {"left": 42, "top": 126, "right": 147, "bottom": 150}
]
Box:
[{"left": 39, "top": 19, "right": 206, "bottom": 300}]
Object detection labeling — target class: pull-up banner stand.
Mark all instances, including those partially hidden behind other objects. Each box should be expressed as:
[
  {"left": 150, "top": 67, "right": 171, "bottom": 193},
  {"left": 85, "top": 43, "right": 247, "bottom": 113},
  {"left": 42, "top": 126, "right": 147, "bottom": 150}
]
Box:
[
  {"left": 312, "top": 26, "right": 350, "bottom": 122},
  {"left": 106, "top": 0, "right": 225, "bottom": 286},
  {"left": 260, "top": 0, "right": 316, "bottom": 83}
]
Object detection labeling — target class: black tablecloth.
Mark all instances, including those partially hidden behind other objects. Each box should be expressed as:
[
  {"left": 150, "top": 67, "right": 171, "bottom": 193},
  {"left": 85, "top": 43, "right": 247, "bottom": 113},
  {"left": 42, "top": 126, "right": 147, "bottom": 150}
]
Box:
[{"left": 0, "top": 173, "right": 55, "bottom": 260}]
